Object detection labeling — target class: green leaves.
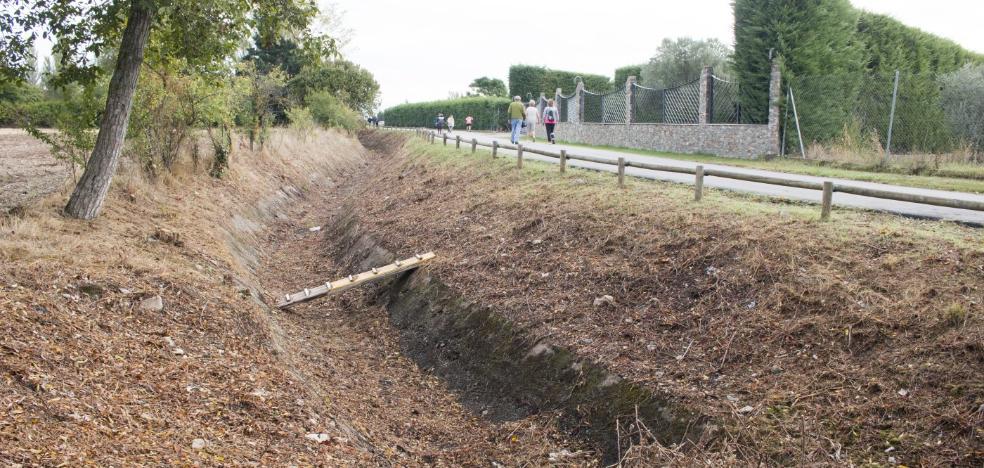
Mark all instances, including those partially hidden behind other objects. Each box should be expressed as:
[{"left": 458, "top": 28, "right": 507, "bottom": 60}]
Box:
[{"left": 469, "top": 77, "right": 507, "bottom": 98}]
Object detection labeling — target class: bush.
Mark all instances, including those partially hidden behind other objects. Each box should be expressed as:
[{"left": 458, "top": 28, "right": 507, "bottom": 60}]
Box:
[
  {"left": 381, "top": 96, "right": 511, "bottom": 130},
  {"left": 308, "top": 91, "right": 363, "bottom": 132},
  {"left": 508, "top": 65, "right": 611, "bottom": 97},
  {"left": 286, "top": 106, "right": 315, "bottom": 140},
  {"left": 940, "top": 64, "right": 984, "bottom": 155}
]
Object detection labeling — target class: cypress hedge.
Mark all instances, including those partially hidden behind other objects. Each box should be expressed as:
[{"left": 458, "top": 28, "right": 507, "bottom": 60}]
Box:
[
  {"left": 508, "top": 65, "right": 612, "bottom": 98},
  {"left": 857, "top": 12, "right": 984, "bottom": 74},
  {"left": 381, "top": 96, "right": 511, "bottom": 130},
  {"left": 734, "top": 0, "right": 983, "bottom": 151}
]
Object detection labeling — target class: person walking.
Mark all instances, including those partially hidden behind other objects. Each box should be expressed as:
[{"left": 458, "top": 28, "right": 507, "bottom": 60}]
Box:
[
  {"left": 542, "top": 99, "right": 559, "bottom": 144},
  {"left": 435, "top": 113, "right": 446, "bottom": 135},
  {"left": 524, "top": 100, "right": 540, "bottom": 142},
  {"left": 464, "top": 114, "right": 474, "bottom": 131},
  {"left": 508, "top": 96, "right": 525, "bottom": 144},
  {"left": 447, "top": 115, "right": 455, "bottom": 134}
]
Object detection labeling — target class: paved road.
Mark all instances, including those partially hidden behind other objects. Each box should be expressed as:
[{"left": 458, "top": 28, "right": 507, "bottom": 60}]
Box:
[{"left": 436, "top": 130, "right": 984, "bottom": 225}]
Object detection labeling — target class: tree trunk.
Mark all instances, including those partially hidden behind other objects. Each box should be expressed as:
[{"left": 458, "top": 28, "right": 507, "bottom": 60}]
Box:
[{"left": 64, "top": 1, "right": 155, "bottom": 219}]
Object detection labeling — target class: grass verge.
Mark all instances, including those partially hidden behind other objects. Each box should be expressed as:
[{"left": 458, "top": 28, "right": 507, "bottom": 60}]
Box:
[{"left": 519, "top": 136, "right": 984, "bottom": 193}]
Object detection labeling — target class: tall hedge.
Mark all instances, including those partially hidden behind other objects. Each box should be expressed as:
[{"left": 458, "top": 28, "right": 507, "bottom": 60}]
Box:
[
  {"left": 381, "top": 96, "right": 511, "bottom": 130},
  {"left": 508, "top": 65, "right": 611, "bottom": 98},
  {"left": 857, "top": 12, "right": 984, "bottom": 74},
  {"left": 733, "top": 0, "right": 863, "bottom": 128},
  {"left": 734, "top": 0, "right": 983, "bottom": 149},
  {"left": 614, "top": 65, "right": 644, "bottom": 86}
]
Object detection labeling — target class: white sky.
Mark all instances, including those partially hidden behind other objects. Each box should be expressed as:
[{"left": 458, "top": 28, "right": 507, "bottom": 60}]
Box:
[{"left": 327, "top": 0, "right": 984, "bottom": 110}]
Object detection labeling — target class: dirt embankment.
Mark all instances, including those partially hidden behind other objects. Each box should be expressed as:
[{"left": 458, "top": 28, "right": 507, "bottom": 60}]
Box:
[
  {"left": 324, "top": 130, "right": 984, "bottom": 466},
  {"left": 2, "top": 130, "right": 601, "bottom": 466}
]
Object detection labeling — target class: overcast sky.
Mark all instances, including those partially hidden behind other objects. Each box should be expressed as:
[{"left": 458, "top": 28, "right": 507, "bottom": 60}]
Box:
[{"left": 326, "top": 0, "right": 984, "bottom": 111}]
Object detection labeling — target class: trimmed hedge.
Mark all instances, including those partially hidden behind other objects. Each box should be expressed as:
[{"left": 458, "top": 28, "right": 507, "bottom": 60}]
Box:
[
  {"left": 0, "top": 100, "right": 78, "bottom": 128},
  {"left": 734, "top": 0, "right": 983, "bottom": 149},
  {"left": 614, "top": 65, "right": 644, "bottom": 86},
  {"left": 381, "top": 96, "right": 511, "bottom": 130},
  {"left": 508, "top": 65, "right": 612, "bottom": 98},
  {"left": 857, "top": 12, "right": 984, "bottom": 74}
]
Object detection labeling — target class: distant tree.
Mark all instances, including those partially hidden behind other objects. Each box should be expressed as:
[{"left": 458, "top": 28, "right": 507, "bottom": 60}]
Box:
[
  {"left": 243, "top": 37, "right": 307, "bottom": 77},
  {"left": 641, "top": 38, "right": 732, "bottom": 89},
  {"left": 289, "top": 59, "right": 379, "bottom": 114},
  {"left": 469, "top": 76, "right": 508, "bottom": 97}
]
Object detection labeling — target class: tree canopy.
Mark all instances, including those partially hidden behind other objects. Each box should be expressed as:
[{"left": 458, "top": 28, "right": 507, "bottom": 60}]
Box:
[
  {"left": 641, "top": 38, "right": 732, "bottom": 89},
  {"left": 468, "top": 77, "right": 507, "bottom": 97}
]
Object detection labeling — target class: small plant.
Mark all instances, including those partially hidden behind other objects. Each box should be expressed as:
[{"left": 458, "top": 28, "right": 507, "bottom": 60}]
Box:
[
  {"left": 308, "top": 91, "right": 363, "bottom": 132},
  {"left": 286, "top": 106, "right": 315, "bottom": 141},
  {"left": 943, "top": 302, "right": 970, "bottom": 327}
]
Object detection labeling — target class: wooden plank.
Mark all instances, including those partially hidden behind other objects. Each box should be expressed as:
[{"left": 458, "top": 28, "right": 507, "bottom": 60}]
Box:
[{"left": 277, "top": 252, "right": 436, "bottom": 308}]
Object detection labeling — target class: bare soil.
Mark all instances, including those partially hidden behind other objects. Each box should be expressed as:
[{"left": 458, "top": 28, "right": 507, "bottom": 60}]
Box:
[
  {"left": 328, "top": 131, "right": 984, "bottom": 466},
  {"left": 0, "top": 129, "right": 70, "bottom": 213},
  {"left": 0, "top": 130, "right": 596, "bottom": 466}
]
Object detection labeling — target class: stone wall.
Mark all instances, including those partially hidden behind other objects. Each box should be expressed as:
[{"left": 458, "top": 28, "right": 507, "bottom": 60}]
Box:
[
  {"left": 554, "top": 122, "right": 774, "bottom": 159},
  {"left": 554, "top": 63, "right": 781, "bottom": 159}
]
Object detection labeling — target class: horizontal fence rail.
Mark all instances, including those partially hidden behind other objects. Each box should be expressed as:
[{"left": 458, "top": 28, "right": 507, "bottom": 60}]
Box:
[{"left": 407, "top": 128, "right": 984, "bottom": 219}]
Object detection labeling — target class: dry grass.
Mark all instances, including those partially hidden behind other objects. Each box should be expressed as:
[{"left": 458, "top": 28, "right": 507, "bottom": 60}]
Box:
[
  {"left": 0, "top": 130, "right": 387, "bottom": 465},
  {"left": 336, "top": 131, "right": 984, "bottom": 466}
]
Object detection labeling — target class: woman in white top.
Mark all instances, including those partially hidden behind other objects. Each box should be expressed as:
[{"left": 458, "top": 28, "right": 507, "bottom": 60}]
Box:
[
  {"left": 524, "top": 100, "right": 540, "bottom": 142},
  {"left": 446, "top": 115, "right": 455, "bottom": 133}
]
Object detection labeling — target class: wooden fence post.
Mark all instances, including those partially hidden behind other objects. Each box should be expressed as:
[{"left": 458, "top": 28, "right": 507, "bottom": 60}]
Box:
[
  {"left": 471, "top": 138, "right": 477, "bottom": 154},
  {"left": 617, "top": 157, "right": 626, "bottom": 188},
  {"left": 443, "top": 134, "right": 447, "bottom": 145},
  {"left": 560, "top": 150, "right": 567, "bottom": 173},
  {"left": 821, "top": 181, "right": 833, "bottom": 221},
  {"left": 455, "top": 135, "right": 461, "bottom": 149},
  {"left": 492, "top": 141, "right": 498, "bottom": 158},
  {"left": 517, "top": 144, "right": 524, "bottom": 168},
  {"left": 694, "top": 165, "right": 704, "bottom": 201}
]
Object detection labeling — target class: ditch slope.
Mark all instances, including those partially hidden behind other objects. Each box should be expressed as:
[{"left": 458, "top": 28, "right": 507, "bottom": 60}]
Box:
[{"left": 319, "top": 130, "right": 983, "bottom": 466}]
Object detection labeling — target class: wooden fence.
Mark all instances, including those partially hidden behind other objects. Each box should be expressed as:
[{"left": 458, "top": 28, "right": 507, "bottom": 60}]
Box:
[{"left": 412, "top": 129, "right": 984, "bottom": 221}]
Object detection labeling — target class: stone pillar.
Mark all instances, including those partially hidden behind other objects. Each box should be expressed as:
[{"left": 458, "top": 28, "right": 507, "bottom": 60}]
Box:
[
  {"left": 572, "top": 78, "right": 584, "bottom": 124},
  {"left": 767, "top": 62, "right": 782, "bottom": 156},
  {"left": 625, "top": 75, "right": 636, "bottom": 125},
  {"left": 698, "top": 66, "right": 713, "bottom": 125}
]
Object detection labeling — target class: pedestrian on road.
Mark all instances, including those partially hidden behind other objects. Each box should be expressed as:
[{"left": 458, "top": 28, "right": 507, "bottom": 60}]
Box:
[
  {"left": 447, "top": 115, "right": 455, "bottom": 134},
  {"left": 465, "top": 115, "right": 474, "bottom": 131},
  {"left": 435, "top": 113, "right": 446, "bottom": 135},
  {"left": 525, "top": 100, "right": 540, "bottom": 143},
  {"left": 542, "top": 99, "right": 558, "bottom": 144},
  {"left": 508, "top": 96, "right": 525, "bottom": 144}
]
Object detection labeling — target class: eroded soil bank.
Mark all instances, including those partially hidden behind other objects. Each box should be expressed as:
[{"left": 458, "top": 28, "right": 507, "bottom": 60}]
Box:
[{"left": 314, "top": 130, "right": 983, "bottom": 466}]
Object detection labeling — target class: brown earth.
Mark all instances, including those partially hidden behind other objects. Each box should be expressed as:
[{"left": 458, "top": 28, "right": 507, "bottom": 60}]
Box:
[
  {"left": 0, "top": 129, "right": 70, "bottom": 213},
  {"left": 2, "top": 127, "right": 981, "bottom": 466},
  {"left": 323, "top": 130, "right": 984, "bottom": 466},
  {"left": 0, "top": 130, "right": 593, "bottom": 466}
]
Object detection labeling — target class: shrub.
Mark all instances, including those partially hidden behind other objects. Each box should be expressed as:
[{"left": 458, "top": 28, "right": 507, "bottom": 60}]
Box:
[
  {"left": 308, "top": 91, "right": 363, "bottom": 132},
  {"left": 381, "top": 96, "right": 511, "bottom": 130},
  {"left": 286, "top": 106, "right": 315, "bottom": 140},
  {"left": 940, "top": 64, "right": 984, "bottom": 156}
]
